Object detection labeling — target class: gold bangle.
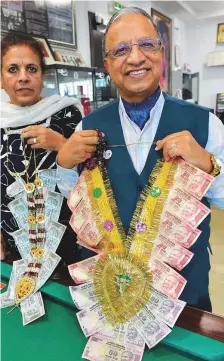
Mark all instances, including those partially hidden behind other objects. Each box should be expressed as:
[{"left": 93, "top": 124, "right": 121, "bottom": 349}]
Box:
[{"left": 210, "top": 153, "right": 221, "bottom": 177}]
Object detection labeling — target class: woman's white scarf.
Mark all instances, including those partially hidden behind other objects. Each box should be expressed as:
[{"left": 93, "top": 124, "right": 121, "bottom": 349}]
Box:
[{"left": 1, "top": 95, "right": 84, "bottom": 129}]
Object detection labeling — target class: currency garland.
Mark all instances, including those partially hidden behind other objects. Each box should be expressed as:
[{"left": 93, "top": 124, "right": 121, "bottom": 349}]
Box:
[
  {"left": 15, "top": 176, "right": 45, "bottom": 304},
  {"left": 1, "top": 134, "right": 65, "bottom": 324},
  {"left": 68, "top": 131, "right": 214, "bottom": 360}
]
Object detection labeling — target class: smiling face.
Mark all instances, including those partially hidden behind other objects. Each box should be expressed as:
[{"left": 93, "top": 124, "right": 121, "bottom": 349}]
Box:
[
  {"left": 104, "top": 14, "right": 164, "bottom": 103},
  {"left": 1, "top": 45, "right": 44, "bottom": 106}
]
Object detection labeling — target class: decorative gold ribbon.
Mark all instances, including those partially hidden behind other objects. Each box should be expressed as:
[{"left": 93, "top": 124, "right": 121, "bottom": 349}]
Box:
[
  {"left": 78, "top": 160, "right": 177, "bottom": 325},
  {"left": 128, "top": 161, "right": 177, "bottom": 263},
  {"left": 83, "top": 166, "right": 125, "bottom": 254}
]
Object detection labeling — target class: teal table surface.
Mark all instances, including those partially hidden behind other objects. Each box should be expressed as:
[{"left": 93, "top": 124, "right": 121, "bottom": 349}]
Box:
[{"left": 1, "top": 262, "right": 224, "bottom": 361}]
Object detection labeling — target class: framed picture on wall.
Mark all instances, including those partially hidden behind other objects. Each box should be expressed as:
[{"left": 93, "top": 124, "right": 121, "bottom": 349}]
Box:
[
  {"left": 0, "top": 29, "right": 55, "bottom": 65},
  {"left": 217, "top": 23, "right": 224, "bottom": 43},
  {"left": 53, "top": 47, "right": 86, "bottom": 67},
  {"left": 46, "top": 0, "right": 77, "bottom": 47},
  {"left": 1, "top": 1, "right": 77, "bottom": 47},
  {"left": 151, "top": 8, "right": 172, "bottom": 94},
  {"left": 33, "top": 35, "right": 55, "bottom": 65},
  {"left": 1, "top": 1, "right": 25, "bottom": 32}
]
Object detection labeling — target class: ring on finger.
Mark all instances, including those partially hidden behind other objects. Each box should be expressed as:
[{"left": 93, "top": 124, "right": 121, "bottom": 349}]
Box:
[
  {"left": 171, "top": 142, "right": 177, "bottom": 149},
  {"left": 33, "top": 137, "right": 37, "bottom": 144}
]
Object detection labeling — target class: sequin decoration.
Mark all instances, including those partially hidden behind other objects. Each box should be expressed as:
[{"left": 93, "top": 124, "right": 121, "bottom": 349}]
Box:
[
  {"left": 103, "top": 150, "right": 112, "bottom": 159},
  {"left": 27, "top": 215, "right": 36, "bottom": 225},
  {"left": 104, "top": 220, "right": 114, "bottom": 231},
  {"left": 34, "top": 177, "right": 43, "bottom": 189},
  {"left": 31, "top": 247, "right": 44, "bottom": 259},
  {"left": 135, "top": 222, "right": 147, "bottom": 233},
  {"left": 36, "top": 213, "right": 45, "bottom": 224},
  {"left": 150, "top": 186, "right": 161, "bottom": 198},
  {"left": 25, "top": 183, "right": 35, "bottom": 194},
  {"left": 93, "top": 188, "right": 102, "bottom": 199}
]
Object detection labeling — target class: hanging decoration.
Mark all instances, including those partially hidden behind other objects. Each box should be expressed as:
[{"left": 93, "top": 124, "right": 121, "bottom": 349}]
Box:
[
  {"left": 68, "top": 130, "right": 214, "bottom": 360},
  {"left": 1, "top": 131, "right": 65, "bottom": 325}
]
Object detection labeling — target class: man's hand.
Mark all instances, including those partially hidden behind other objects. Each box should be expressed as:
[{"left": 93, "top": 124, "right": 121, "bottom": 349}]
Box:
[
  {"left": 21, "top": 125, "right": 66, "bottom": 151},
  {"left": 156, "top": 130, "right": 213, "bottom": 174},
  {"left": 57, "top": 130, "right": 99, "bottom": 169}
]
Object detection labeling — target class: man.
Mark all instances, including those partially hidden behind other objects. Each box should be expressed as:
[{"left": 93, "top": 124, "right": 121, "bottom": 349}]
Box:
[
  {"left": 143, "top": 321, "right": 160, "bottom": 337},
  {"left": 158, "top": 300, "right": 175, "bottom": 316},
  {"left": 121, "top": 351, "right": 134, "bottom": 361},
  {"left": 127, "top": 323, "right": 138, "bottom": 342},
  {"left": 161, "top": 275, "right": 181, "bottom": 299},
  {"left": 57, "top": 7, "right": 224, "bottom": 311},
  {"left": 173, "top": 225, "right": 191, "bottom": 246},
  {"left": 166, "top": 248, "right": 187, "bottom": 269},
  {"left": 190, "top": 174, "right": 207, "bottom": 198},
  {"left": 181, "top": 202, "right": 199, "bottom": 226}
]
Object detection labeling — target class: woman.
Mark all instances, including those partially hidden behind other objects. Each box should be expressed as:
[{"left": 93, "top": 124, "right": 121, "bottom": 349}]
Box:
[{"left": 0, "top": 32, "right": 83, "bottom": 273}]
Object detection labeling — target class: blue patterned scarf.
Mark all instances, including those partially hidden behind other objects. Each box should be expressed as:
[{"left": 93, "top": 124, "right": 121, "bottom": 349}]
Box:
[{"left": 122, "top": 87, "right": 161, "bottom": 129}]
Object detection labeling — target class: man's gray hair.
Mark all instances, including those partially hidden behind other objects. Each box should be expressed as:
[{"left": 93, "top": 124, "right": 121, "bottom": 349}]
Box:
[{"left": 102, "top": 7, "right": 161, "bottom": 58}]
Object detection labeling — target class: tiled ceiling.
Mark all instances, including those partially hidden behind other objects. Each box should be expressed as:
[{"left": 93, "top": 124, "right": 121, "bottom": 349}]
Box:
[
  {"left": 180, "top": 0, "right": 224, "bottom": 19},
  {"left": 153, "top": 1, "right": 224, "bottom": 20}
]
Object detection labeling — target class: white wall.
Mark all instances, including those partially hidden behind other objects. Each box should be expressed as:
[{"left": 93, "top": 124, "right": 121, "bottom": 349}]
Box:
[
  {"left": 184, "top": 17, "right": 224, "bottom": 110},
  {"left": 150, "top": 1, "right": 186, "bottom": 95},
  {"left": 75, "top": 1, "right": 224, "bottom": 110},
  {"left": 64, "top": 1, "right": 223, "bottom": 109},
  {"left": 74, "top": 1, "right": 184, "bottom": 73},
  {"left": 75, "top": 1, "right": 153, "bottom": 67},
  {"left": 75, "top": 0, "right": 117, "bottom": 67},
  {"left": 75, "top": 1, "right": 91, "bottom": 67}
]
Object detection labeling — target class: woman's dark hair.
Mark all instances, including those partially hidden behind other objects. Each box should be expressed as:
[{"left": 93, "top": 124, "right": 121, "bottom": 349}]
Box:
[{"left": 1, "top": 31, "right": 45, "bottom": 73}]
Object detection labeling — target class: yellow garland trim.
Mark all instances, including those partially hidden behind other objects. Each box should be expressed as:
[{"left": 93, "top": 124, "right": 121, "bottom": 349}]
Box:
[
  {"left": 128, "top": 161, "right": 178, "bottom": 263},
  {"left": 99, "top": 162, "right": 127, "bottom": 246},
  {"left": 84, "top": 167, "right": 125, "bottom": 254}
]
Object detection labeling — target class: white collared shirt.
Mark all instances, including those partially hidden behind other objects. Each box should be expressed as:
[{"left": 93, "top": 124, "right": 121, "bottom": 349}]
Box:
[{"left": 118, "top": 90, "right": 164, "bottom": 174}]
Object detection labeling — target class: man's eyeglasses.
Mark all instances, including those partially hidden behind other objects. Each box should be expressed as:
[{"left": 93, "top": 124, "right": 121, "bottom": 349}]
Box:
[{"left": 105, "top": 38, "right": 162, "bottom": 58}]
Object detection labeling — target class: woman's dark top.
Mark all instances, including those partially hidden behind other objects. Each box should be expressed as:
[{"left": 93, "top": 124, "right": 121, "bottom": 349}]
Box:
[{"left": 1, "top": 104, "right": 83, "bottom": 274}]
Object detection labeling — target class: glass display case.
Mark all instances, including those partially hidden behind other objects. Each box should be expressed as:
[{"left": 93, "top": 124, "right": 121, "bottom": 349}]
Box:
[
  {"left": 44, "top": 63, "right": 94, "bottom": 116},
  {"left": 44, "top": 63, "right": 118, "bottom": 116}
]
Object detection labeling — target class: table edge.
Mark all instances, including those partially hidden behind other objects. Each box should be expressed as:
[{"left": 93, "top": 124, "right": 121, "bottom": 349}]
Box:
[{"left": 1, "top": 261, "right": 223, "bottom": 361}]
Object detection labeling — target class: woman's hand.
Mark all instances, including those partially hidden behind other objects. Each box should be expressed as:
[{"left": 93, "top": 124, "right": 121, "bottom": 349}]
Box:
[
  {"left": 1, "top": 233, "right": 6, "bottom": 260},
  {"left": 21, "top": 125, "right": 67, "bottom": 151}
]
